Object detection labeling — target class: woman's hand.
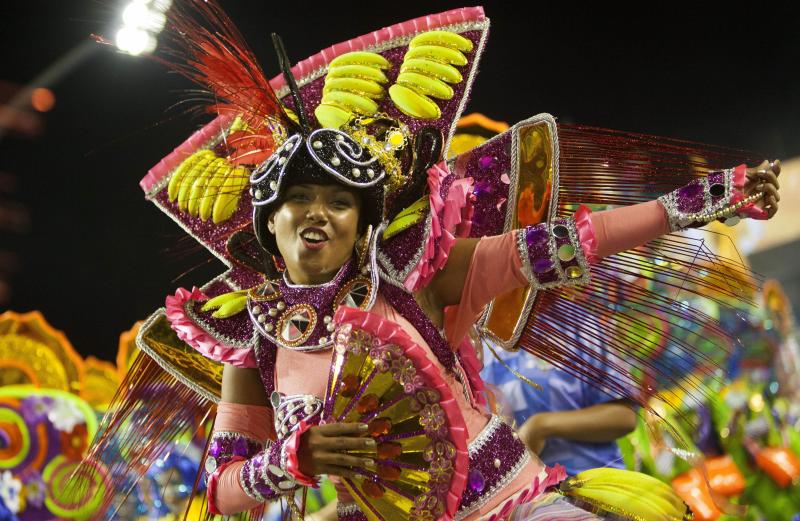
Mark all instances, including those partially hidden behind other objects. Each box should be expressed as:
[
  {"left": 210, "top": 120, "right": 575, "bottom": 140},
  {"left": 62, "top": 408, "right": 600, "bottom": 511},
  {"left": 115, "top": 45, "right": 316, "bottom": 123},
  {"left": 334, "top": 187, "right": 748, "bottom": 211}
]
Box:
[
  {"left": 297, "top": 422, "right": 377, "bottom": 479},
  {"left": 518, "top": 414, "right": 549, "bottom": 455},
  {"left": 744, "top": 159, "right": 781, "bottom": 219}
]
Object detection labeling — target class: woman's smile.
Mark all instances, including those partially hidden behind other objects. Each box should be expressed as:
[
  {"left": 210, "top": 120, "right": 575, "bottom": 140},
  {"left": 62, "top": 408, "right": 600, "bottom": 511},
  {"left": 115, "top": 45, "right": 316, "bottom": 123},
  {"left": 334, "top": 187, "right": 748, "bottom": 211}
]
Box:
[{"left": 300, "top": 227, "right": 330, "bottom": 251}]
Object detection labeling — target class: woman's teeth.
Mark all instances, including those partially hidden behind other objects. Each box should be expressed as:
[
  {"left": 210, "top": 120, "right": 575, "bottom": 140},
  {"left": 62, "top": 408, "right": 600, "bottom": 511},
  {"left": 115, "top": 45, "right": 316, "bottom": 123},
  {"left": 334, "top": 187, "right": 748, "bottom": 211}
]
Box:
[{"left": 302, "top": 230, "right": 327, "bottom": 243}]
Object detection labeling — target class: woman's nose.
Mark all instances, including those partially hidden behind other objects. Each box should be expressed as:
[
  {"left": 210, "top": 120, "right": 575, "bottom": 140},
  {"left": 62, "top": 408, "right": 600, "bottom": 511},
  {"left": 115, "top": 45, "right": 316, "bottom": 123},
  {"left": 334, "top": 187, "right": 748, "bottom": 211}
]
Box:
[{"left": 305, "top": 199, "right": 327, "bottom": 221}]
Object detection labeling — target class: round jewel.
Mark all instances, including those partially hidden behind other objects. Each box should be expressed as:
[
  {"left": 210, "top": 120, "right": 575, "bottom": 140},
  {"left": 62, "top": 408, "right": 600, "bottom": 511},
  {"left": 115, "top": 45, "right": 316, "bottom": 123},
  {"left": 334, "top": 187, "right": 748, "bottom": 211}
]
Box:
[
  {"left": 304, "top": 405, "right": 314, "bottom": 414},
  {"left": 323, "top": 315, "right": 332, "bottom": 324},
  {"left": 269, "top": 180, "right": 277, "bottom": 190},
  {"left": 289, "top": 415, "right": 298, "bottom": 425},
  {"left": 264, "top": 323, "right": 273, "bottom": 332},
  {"left": 276, "top": 301, "right": 286, "bottom": 311},
  {"left": 254, "top": 189, "right": 263, "bottom": 199},
  {"left": 204, "top": 456, "right": 217, "bottom": 473},
  {"left": 366, "top": 169, "right": 375, "bottom": 178},
  {"left": 336, "top": 134, "right": 345, "bottom": 142},
  {"left": 352, "top": 168, "right": 360, "bottom": 178},
  {"left": 283, "top": 142, "right": 294, "bottom": 151},
  {"left": 494, "top": 458, "right": 501, "bottom": 468},
  {"left": 278, "top": 156, "right": 286, "bottom": 165},
  {"left": 257, "top": 314, "right": 267, "bottom": 323},
  {"left": 331, "top": 156, "right": 341, "bottom": 166},
  {"left": 252, "top": 306, "right": 262, "bottom": 315},
  {"left": 312, "top": 140, "right": 323, "bottom": 149},
  {"left": 319, "top": 336, "right": 327, "bottom": 344},
  {"left": 268, "top": 308, "right": 278, "bottom": 317},
  {"left": 327, "top": 323, "right": 335, "bottom": 332}
]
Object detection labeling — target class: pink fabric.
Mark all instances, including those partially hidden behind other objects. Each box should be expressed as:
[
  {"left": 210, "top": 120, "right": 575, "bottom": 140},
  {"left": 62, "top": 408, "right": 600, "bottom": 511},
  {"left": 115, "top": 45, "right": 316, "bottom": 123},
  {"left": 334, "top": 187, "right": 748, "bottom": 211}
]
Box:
[
  {"left": 730, "top": 163, "right": 768, "bottom": 219},
  {"left": 405, "top": 162, "right": 475, "bottom": 292},
  {"left": 455, "top": 335, "right": 488, "bottom": 407},
  {"left": 140, "top": 113, "right": 234, "bottom": 193},
  {"left": 284, "top": 420, "right": 319, "bottom": 487},
  {"left": 334, "top": 306, "right": 470, "bottom": 518},
  {"left": 215, "top": 401, "right": 273, "bottom": 440},
  {"left": 445, "top": 233, "right": 529, "bottom": 348},
  {"left": 165, "top": 287, "right": 258, "bottom": 368},
  {"left": 207, "top": 402, "right": 273, "bottom": 515},
  {"left": 209, "top": 459, "right": 257, "bottom": 515},
  {"left": 590, "top": 200, "right": 671, "bottom": 259},
  {"left": 487, "top": 465, "right": 568, "bottom": 521},
  {"left": 268, "top": 7, "right": 485, "bottom": 91}
]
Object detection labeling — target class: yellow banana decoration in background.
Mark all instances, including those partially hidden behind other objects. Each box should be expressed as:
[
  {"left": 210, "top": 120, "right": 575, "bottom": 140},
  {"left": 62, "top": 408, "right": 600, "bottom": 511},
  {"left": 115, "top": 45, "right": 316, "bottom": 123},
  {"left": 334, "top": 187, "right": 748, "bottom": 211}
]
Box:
[
  {"left": 315, "top": 51, "right": 390, "bottom": 128},
  {"left": 390, "top": 31, "right": 473, "bottom": 120}
]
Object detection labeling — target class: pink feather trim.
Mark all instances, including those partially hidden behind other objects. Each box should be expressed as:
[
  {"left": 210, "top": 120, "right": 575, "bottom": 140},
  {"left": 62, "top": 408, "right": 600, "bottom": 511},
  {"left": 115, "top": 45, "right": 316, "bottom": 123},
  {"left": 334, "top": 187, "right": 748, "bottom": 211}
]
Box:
[
  {"left": 164, "top": 287, "right": 258, "bottom": 368},
  {"left": 333, "top": 306, "right": 470, "bottom": 518},
  {"left": 404, "top": 162, "right": 474, "bottom": 292},
  {"left": 268, "top": 7, "right": 485, "bottom": 92},
  {"left": 574, "top": 205, "right": 599, "bottom": 264}
]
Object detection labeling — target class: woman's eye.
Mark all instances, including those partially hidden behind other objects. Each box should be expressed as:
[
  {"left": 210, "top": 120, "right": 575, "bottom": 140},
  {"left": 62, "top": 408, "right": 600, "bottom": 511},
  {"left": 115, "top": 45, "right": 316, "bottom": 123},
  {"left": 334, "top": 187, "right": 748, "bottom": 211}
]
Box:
[
  {"left": 290, "top": 193, "right": 309, "bottom": 201},
  {"left": 331, "top": 200, "right": 352, "bottom": 209}
]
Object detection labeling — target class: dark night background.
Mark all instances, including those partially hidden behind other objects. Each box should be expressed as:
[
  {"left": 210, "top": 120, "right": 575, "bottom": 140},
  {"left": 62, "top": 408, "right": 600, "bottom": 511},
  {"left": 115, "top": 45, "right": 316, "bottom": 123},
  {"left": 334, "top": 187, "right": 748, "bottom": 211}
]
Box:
[{"left": 1, "top": 1, "right": 798, "bottom": 362}]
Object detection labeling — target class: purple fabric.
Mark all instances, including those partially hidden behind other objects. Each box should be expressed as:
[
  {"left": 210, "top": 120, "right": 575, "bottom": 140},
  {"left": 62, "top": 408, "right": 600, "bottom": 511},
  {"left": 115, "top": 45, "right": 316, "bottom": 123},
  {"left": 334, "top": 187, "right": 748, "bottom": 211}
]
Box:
[
  {"left": 379, "top": 283, "right": 455, "bottom": 371},
  {"left": 458, "top": 421, "right": 527, "bottom": 511},
  {"left": 187, "top": 299, "right": 254, "bottom": 344},
  {"left": 379, "top": 220, "right": 427, "bottom": 278},
  {"left": 254, "top": 336, "right": 277, "bottom": 397},
  {"left": 208, "top": 433, "right": 262, "bottom": 461},
  {"left": 675, "top": 181, "right": 705, "bottom": 213},
  {"left": 453, "top": 132, "right": 512, "bottom": 238}
]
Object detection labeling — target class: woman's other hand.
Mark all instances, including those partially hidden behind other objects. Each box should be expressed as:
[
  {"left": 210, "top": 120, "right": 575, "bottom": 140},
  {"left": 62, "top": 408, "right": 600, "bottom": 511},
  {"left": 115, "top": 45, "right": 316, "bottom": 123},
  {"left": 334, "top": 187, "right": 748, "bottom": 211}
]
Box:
[
  {"left": 298, "top": 422, "right": 377, "bottom": 479},
  {"left": 744, "top": 159, "right": 781, "bottom": 219}
]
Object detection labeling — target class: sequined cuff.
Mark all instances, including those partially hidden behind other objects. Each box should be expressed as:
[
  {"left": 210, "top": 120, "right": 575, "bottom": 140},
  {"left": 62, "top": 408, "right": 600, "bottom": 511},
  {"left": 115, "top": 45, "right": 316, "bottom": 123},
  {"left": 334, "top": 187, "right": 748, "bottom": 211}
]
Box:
[
  {"left": 238, "top": 440, "right": 298, "bottom": 502},
  {"left": 457, "top": 416, "right": 531, "bottom": 519},
  {"left": 337, "top": 501, "right": 367, "bottom": 521},
  {"left": 204, "top": 431, "right": 264, "bottom": 481},
  {"left": 657, "top": 165, "right": 759, "bottom": 231},
  {"left": 515, "top": 217, "right": 591, "bottom": 290}
]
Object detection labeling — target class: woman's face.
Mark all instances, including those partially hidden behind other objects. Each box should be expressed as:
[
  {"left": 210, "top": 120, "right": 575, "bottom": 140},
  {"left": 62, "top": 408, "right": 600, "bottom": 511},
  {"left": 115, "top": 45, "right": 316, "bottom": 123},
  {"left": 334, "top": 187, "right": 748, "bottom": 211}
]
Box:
[{"left": 268, "top": 183, "right": 362, "bottom": 285}]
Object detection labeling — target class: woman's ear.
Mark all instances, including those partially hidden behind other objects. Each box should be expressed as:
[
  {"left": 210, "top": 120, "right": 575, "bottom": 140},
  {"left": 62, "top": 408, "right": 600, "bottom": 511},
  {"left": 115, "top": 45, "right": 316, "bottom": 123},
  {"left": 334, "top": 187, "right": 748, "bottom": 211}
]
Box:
[{"left": 267, "top": 210, "right": 277, "bottom": 234}]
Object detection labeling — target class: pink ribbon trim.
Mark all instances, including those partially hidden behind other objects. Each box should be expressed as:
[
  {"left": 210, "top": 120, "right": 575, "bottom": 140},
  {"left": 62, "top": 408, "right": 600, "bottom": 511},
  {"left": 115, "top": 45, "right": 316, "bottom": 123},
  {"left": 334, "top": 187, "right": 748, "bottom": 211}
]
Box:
[
  {"left": 165, "top": 287, "right": 258, "bottom": 368},
  {"left": 487, "top": 465, "right": 568, "bottom": 521},
  {"left": 731, "top": 163, "right": 768, "bottom": 220},
  {"left": 285, "top": 420, "right": 320, "bottom": 488},
  {"left": 206, "top": 456, "right": 246, "bottom": 516},
  {"left": 404, "top": 162, "right": 474, "bottom": 292},
  {"left": 574, "top": 205, "right": 599, "bottom": 264},
  {"left": 334, "top": 306, "right": 470, "bottom": 518}
]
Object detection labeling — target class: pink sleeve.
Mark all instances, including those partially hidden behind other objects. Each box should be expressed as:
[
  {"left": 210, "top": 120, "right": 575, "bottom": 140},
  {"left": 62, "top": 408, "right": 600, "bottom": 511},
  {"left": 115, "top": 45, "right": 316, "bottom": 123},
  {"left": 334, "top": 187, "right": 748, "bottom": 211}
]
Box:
[
  {"left": 444, "top": 233, "right": 529, "bottom": 347},
  {"left": 209, "top": 402, "right": 272, "bottom": 515},
  {"left": 589, "top": 200, "right": 671, "bottom": 259}
]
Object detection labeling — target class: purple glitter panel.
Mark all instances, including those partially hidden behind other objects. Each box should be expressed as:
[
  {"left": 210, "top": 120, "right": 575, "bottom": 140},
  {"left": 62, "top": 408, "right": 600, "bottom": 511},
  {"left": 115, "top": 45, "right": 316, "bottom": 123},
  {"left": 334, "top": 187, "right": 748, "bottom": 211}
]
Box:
[
  {"left": 254, "top": 336, "right": 277, "bottom": 397},
  {"left": 379, "top": 283, "right": 455, "bottom": 371},
  {"left": 675, "top": 181, "right": 705, "bottom": 213},
  {"left": 459, "top": 421, "right": 527, "bottom": 510},
  {"left": 187, "top": 300, "right": 255, "bottom": 344},
  {"left": 153, "top": 188, "right": 254, "bottom": 263},
  {"left": 536, "top": 270, "right": 559, "bottom": 284},
  {"left": 453, "top": 132, "right": 512, "bottom": 238},
  {"left": 706, "top": 171, "right": 727, "bottom": 203},
  {"left": 379, "top": 220, "right": 427, "bottom": 275},
  {"left": 532, "top": 258, "right": 555, "bottom": 274},
  {"left": 229, "top": 266, "right": 265, "bottom": 290},
  {"left": 203, "top": 279, "right": 234, "bottom": 298},
  {"left": 209, "top": 433, "right": 262, "bottom": 461}
]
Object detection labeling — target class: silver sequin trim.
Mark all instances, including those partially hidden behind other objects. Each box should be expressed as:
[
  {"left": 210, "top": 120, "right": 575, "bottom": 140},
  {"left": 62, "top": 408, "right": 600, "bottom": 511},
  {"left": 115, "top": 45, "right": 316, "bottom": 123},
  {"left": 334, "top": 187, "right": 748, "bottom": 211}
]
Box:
[
  {"left": 337, "top": 501, "right": 363, "bottom": 518},
  {"left": 376, "top": 211, "right": 432, "bottom": 287}
]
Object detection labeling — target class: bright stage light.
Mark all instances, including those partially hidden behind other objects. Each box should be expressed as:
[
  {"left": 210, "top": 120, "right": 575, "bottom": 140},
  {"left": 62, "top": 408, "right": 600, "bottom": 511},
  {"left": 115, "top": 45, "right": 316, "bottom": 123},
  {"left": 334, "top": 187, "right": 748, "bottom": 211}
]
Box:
[{"left": 115, "top": 0, "right": 172, "bottom": 56}]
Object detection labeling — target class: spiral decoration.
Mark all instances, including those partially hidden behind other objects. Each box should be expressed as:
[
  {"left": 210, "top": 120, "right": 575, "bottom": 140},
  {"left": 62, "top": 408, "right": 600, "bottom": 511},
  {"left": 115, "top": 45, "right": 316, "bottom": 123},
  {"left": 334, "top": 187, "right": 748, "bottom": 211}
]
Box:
[{"left": 43, "top": 455, "right": 109, "bottom": 519}]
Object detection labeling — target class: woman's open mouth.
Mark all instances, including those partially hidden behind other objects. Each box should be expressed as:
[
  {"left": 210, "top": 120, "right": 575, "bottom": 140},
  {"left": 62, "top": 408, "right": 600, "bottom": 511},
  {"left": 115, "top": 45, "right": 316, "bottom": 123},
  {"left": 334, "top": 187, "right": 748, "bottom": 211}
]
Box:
[{"left": 300, "top": 227, "right": 329, "bottom": 250}]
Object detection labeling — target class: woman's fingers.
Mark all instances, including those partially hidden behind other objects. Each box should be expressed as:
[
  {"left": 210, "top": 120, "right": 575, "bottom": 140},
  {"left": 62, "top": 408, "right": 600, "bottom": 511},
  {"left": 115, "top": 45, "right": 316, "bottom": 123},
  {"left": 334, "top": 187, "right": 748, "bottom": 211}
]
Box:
[
  {"left": 317, "top": 465, "right": 362, "bottom": 480},
  {"left": 314, "top": 435, "right": 376, "bottom": 452},
  {"left": 752, "top": 169, "right": 780, "bottom": 189},
  {"left": 314, "top": 422, "right": 368, "bottom": 436},
  {"left": 315, "top": 451, "right": 376, "bottom": 468}
]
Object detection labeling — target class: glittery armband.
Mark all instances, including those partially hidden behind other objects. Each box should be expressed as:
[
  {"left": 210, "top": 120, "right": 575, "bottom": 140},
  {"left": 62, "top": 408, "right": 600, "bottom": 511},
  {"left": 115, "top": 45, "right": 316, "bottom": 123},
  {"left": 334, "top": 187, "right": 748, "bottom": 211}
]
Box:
[
  {"left": 204, "top": 431, "right": 264, "bottom": 480},
  {"left": 657, "top": 164, "right": 761, "bottom": 231},
  {"left": 238, "top": 439, "right": 299, "bottom": 502},
  {"left": 515, "top": 217, "right": 591, "bottom": 290}
]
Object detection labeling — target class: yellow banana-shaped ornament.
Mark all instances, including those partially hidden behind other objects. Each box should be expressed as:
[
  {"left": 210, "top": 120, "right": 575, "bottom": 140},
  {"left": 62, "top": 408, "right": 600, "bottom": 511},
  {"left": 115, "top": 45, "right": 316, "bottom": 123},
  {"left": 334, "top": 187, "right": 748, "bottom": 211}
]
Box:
[
  {"left": 315, "top": 51, "right": 389, "bottom": 128},
  {"left": 201, "top": 289, "right": 249, "bottom": 318},
  {"left": 199, "top": 163, "right": 232, "bottom": 221},
  {"left": 212, "top": 166, "right": 249, "bottom": 224},
  {"left": 177, "top": 153, "right": 215, "bottom": 211},
  {"left": 188, "top": 157, "right": 226, "bottom": 217},
  {"left": 390, "top": 31, "right": 471, "bottom": 120},
  {"left": 167, "top": 149, "right": 214, "bottom": 202}
]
